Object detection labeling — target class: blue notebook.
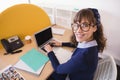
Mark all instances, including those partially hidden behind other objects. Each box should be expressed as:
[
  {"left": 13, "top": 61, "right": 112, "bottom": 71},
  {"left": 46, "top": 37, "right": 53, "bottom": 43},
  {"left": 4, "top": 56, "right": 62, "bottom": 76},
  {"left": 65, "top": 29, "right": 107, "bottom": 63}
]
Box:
[{"left": 20, "top": 48, "right": 49, "bottom": 71}]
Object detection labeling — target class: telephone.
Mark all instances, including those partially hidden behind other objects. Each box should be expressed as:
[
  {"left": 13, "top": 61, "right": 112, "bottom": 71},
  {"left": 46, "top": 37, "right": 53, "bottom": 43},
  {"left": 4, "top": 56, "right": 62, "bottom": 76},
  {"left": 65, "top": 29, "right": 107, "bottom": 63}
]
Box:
[{"left": 1, "top": 36, "right": 24, "bottom": 54}]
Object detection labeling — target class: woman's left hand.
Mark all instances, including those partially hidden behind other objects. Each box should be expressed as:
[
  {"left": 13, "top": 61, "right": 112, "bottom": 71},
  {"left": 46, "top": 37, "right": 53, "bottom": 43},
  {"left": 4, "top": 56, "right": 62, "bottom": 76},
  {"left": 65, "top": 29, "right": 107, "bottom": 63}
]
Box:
[{"left": 44, "top": 44, "right": 53, "bottom": 53}]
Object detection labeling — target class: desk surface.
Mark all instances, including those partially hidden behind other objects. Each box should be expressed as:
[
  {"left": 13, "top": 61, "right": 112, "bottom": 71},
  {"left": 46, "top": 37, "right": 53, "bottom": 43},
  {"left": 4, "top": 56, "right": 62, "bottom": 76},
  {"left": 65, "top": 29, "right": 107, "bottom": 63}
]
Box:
[{"left": 0, "top": 26, "right": 72, "bottom": 80}]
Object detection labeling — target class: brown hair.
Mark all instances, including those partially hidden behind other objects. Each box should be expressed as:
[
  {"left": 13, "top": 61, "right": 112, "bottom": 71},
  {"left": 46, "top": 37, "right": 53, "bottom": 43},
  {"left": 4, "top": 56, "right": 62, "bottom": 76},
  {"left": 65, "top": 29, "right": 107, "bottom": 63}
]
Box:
[{"left": 71, "top": 8, "right": 106, "bottom": 53}]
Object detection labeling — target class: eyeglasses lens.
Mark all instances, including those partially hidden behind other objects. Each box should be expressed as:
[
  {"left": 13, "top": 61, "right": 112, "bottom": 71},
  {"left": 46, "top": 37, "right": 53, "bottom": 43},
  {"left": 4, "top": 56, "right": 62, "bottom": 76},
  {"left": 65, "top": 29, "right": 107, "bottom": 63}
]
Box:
[{"left": 72, "top": 22, "right": 90, "bottom": 32}]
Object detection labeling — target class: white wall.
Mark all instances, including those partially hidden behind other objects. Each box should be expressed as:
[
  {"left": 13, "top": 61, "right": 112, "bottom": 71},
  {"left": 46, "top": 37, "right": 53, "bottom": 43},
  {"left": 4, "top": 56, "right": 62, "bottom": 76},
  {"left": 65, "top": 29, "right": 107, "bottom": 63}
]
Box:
[
  {"left": 0, "top": 0, "right": 29, "bottom": 12},
  {"left": 31, "top": 0, "right": 120, "bottom": 65}
]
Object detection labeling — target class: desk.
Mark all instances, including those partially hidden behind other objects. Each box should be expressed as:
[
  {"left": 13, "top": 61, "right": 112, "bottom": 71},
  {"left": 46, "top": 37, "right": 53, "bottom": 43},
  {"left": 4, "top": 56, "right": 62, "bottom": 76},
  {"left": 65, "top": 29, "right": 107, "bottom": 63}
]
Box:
[{"left": 0, "top": 26, "right": 73, "bottom": 80}]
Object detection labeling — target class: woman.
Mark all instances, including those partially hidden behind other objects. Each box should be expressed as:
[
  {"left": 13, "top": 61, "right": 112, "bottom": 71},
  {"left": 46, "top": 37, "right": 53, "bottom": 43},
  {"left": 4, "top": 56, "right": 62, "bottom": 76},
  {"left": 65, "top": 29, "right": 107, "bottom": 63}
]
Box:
[{"left": 45, "top": 8, "right": 106, "bottom": 80}]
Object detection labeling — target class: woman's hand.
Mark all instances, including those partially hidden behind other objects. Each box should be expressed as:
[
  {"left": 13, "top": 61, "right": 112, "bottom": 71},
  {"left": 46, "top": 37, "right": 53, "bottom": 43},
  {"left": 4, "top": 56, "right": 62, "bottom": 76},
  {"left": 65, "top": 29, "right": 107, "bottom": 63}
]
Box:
[
  {"left": 44, "top": 44, "right": 53, "bottom": 53},
  {"left": 49, "top": 40, "right": 62, "bottom": 47}
]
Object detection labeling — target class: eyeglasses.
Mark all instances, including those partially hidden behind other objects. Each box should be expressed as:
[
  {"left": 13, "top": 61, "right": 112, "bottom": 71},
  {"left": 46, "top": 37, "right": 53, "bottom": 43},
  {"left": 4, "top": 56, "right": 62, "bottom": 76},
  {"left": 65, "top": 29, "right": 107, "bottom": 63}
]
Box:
[{"left": 71, "top": 22, "right": 94, "bottom": 32}]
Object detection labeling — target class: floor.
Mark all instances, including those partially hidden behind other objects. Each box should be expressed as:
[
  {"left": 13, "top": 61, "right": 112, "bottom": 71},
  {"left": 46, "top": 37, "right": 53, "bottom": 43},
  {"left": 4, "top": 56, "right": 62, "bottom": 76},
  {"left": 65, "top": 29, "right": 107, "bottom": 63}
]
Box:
[{"left": 117, "top": 65, "right": 120, "bottom": 80}]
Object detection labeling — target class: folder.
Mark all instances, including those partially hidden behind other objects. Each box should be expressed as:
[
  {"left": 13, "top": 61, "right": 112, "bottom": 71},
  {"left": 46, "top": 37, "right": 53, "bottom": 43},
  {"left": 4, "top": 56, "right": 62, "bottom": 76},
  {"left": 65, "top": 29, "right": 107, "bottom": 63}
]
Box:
[{"left": 14, "top": 48, "right": 49, "bottom": 75}]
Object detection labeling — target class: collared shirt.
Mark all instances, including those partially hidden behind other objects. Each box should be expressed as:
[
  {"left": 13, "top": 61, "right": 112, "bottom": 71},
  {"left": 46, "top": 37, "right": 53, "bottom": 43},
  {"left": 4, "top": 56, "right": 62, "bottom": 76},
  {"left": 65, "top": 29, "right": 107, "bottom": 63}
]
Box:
[{"left": 77, "top": 40, "right": 98, "bottom": 48}]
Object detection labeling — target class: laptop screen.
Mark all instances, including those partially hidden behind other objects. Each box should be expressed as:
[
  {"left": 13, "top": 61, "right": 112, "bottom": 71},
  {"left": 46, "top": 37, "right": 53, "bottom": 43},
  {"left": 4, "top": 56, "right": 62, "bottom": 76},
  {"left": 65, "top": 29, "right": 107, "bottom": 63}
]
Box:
[{"left": 34, "top": 27, "right": 53, "bottom": 47}]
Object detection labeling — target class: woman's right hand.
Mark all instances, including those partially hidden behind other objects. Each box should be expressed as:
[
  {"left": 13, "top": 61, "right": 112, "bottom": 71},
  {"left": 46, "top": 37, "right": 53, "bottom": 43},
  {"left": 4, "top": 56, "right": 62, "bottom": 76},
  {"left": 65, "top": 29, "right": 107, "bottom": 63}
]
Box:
[{"left": 49, "top": 40, "right": 62, "bottom": 47}]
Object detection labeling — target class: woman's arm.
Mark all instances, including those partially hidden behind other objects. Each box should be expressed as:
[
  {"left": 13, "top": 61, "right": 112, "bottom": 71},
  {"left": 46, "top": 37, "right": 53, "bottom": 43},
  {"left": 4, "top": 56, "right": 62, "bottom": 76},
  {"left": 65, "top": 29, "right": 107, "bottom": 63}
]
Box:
[
  {"left": 50, "top": 40, "right": 76, "bottom": 48},
  {"left": 62, "top": 42, "right": 76, "bottom": 48},
  {"left": 47, "top": 49, "right": 87, "bottom": 74}
]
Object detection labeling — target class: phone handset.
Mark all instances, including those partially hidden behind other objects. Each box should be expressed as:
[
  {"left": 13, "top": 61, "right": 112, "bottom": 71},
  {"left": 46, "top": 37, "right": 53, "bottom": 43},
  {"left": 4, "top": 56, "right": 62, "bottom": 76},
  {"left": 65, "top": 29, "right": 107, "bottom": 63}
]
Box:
[{"left": 1, "top": 39, "right": 12, "bottom": 53}]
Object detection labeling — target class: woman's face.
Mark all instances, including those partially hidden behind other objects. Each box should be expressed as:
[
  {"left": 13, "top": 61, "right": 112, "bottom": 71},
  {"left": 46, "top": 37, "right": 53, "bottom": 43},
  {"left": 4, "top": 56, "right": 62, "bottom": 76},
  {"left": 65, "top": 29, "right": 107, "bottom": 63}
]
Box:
[{"left": 74, "top": 18, "right": 97, "bottom": 42}]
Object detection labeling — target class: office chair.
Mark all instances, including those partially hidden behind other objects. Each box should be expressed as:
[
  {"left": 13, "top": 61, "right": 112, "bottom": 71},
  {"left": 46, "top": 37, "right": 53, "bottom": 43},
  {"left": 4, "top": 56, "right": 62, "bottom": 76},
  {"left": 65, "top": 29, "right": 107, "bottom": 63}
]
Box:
[{"left": 93, "top": 53, "right": 117, "bottom": 80}]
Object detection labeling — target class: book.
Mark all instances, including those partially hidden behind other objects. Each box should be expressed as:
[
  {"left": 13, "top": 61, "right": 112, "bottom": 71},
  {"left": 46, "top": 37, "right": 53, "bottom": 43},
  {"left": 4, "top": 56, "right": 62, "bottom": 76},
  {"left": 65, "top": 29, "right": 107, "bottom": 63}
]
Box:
[
  {"left": 14, "top": 48, "right": 49, "bottom": 75},
  {"left": 0, "top": 65, "right": 25, "bottom": 80}
]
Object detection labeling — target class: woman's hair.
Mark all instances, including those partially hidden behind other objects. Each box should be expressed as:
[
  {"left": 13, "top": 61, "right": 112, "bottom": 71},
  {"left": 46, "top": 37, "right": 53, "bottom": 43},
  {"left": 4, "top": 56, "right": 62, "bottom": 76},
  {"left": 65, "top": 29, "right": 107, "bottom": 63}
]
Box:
[{"left": 71, "top": 8, "right": 107, "bottom": 53}]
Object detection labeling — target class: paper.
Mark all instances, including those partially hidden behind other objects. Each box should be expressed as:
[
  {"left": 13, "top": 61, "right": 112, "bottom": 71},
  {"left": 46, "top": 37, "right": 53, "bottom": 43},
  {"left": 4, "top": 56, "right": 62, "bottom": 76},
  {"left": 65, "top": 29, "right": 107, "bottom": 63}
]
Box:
[
  {"left": 53, "top": 47, "right": 73, "bottom": 64},
  {"left": 14, "top": 60, "right": 45, "bottom": 75},
  {"left": 20, "top": 48, "right": 49, "bottom": 71},
  {"left": 52, "top": 27, "right": 65, "bottom": 35}
]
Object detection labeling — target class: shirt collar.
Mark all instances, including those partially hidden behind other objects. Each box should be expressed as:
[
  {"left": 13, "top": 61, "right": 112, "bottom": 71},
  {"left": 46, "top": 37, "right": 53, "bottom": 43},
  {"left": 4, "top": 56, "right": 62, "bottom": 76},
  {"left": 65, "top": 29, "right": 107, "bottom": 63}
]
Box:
[{"left": 77, "top": 40, "right": 98, "bottom": 48}]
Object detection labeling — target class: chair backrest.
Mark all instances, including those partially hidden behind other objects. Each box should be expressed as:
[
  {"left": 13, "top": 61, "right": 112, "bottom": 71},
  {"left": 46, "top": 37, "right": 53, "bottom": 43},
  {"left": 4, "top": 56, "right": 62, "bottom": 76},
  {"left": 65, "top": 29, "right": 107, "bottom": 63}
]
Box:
[{"left": 93, "top": 53, "right": 117, "bottom": 80}]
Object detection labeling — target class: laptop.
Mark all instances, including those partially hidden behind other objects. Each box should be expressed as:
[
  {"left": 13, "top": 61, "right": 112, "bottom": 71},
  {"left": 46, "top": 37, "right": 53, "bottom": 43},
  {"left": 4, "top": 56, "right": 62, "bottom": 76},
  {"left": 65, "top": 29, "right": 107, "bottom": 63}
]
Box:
[{"left": 34, "top": 26, "right": 55, "bottom": 52}]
